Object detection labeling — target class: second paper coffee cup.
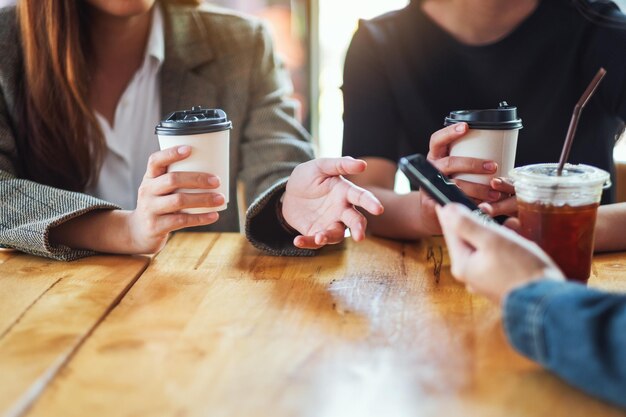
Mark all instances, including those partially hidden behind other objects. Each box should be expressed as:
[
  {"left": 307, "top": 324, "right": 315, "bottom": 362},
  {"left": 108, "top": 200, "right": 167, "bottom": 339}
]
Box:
[
  {"left": 155, "top": 107, "right": 232, "bottom": 214},
  {"left": 444, "top": 102, "right": 522, "bottom": 185}
]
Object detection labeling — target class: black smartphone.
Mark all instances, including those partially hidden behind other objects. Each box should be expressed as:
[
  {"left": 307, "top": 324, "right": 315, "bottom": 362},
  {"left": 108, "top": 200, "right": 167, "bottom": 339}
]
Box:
[{"left": 399, "top": 154, "right": 507, "bottom": 225}]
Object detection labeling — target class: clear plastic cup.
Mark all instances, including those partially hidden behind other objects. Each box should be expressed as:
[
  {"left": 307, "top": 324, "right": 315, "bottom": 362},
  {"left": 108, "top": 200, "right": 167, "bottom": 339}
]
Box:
[{"left": 510, "top": 163, "right": 611, "bottom": 283}]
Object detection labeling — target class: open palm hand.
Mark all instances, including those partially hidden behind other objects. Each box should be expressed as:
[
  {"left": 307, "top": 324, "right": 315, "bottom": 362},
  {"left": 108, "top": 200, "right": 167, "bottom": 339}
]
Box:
[{"left": 282, "top": 157, "right": 384, "bottom": 249}]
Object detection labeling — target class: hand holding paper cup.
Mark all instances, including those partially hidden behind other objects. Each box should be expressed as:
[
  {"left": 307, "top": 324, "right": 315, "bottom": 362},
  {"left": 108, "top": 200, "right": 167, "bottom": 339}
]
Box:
[
  {"left": 444, "top": 102, "right": 523, "bottom": 185},
  {"left": 155, "top": 107, "right": 232, "bottom": 214}
]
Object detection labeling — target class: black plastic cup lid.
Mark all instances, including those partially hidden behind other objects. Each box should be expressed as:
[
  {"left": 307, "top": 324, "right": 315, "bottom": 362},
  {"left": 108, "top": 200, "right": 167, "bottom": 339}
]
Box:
[
  {"left": 155, "top": 106, "right": 232, "bottom": 136},
  {"left": 444, "top": 101, "right": 522, "bottom": 130}
]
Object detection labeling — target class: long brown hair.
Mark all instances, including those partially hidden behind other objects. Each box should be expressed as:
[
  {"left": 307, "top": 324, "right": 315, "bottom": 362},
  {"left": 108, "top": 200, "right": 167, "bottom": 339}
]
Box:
[
  {"left": 16, "top": 0, "right": 201, "bottom": 192},
  {"left": 17, "top": 0, "right": 102, "bottom": 191}
]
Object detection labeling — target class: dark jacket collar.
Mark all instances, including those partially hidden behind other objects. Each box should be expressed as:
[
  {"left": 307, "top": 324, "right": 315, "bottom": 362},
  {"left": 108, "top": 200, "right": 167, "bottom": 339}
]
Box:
[
  {"left": 160, "top": 4, "right": 217, "bottom": 115},
  {"left": 162, "top": 4, "right": 215, "bottom": 70}
]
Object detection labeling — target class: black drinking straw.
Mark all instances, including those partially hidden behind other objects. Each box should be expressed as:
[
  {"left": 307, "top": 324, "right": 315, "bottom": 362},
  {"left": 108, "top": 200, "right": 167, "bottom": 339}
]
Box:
[{"left": 557, "top": 68, "right": 607, "bottom": 175}]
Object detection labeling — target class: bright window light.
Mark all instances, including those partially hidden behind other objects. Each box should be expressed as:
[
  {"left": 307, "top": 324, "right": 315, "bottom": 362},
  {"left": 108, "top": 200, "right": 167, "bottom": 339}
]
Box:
[{"left": 317, "top": 0, "right": 409, "bottom": 158}]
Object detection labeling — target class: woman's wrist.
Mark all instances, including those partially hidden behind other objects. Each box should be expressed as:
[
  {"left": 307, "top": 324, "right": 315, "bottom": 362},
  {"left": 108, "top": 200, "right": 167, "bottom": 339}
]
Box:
[
  {"left": 110, "top": 210, "right": 138, "bottom": 253},
  {"left": 276, "top": 192, "right": 300, "bottom": 236},
  {"left": 413, "top": 193, "right": 441, "bottom": 237},
  {"left": 363, "top": 187, "right": 430, "bottom": 239},
  {"left": 498, "top": 266, "right": 565, "bottom": 305},
  {"left": 49, "top": 209, "right": 137, "bottom": 254}
]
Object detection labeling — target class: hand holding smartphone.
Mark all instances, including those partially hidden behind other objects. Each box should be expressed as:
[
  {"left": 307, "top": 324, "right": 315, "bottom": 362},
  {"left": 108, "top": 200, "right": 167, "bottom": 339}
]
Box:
[{"left": 399, "top": 154, "right": 507, "bottom": 225}]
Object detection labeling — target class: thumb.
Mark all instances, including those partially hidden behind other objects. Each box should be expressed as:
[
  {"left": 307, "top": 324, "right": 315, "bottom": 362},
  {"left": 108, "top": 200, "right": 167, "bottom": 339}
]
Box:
[
  {"left": 314, "top": 157, "right": 367, "bottom": 177},
  {"left": 436, "top": 205, "right": 473, "bottom": 280},
  {"left": 439, "top": 204, "right": 494, "bottom": 250}
]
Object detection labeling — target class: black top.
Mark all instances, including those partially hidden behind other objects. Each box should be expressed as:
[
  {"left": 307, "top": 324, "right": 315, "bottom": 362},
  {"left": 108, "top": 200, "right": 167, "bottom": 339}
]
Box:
[{"left": 341, "top": 0, "right": 626, "bottom": 203}]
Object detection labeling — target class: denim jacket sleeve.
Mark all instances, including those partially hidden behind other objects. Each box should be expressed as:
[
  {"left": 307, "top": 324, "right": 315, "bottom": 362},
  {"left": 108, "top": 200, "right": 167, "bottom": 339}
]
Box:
[{"left": 503, "top": 280, "right": 626, "bottom": 409}]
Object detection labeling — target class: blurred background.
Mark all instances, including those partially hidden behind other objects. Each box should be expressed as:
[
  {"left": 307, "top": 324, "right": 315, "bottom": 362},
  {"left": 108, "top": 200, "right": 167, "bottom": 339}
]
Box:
[
  {"left": 207, "top": 0, "right": 409, "bottom": 158},
  {"left": 206, "top": 0, "right": 626, "bottom": 164},
  {"left": 207, "top": 0, "right": 626, "bottom": 202},
  {"left": 0, "top": 0, "right": 624, "bottom": 164}
]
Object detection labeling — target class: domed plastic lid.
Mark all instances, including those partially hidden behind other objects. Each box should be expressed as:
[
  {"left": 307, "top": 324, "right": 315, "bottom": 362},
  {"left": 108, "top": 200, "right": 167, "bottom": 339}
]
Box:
[
  {"left": 155, "top": 107, "right": 232, "bottom": 136},
  {"left": 510, "top": 163, "right": 611, "bottom": 188},
  {"left": 444, "top": 101, "right": 522, "bottom": 130}
]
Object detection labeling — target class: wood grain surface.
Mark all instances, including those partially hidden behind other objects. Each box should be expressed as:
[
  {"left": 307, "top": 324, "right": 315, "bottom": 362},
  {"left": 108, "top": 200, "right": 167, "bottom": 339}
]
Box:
[
  {"left": 0, "top": 253, "right": 149, "bottom": 417},
  {"left": 7, "top": 233, "right": 624, "bottom": 417}
]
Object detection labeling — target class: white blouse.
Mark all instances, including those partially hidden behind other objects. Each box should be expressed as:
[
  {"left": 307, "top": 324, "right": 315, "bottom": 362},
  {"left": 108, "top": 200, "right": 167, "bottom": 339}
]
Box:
[{"left": 87, "top": 5, "right": 164, "bottom": 210}]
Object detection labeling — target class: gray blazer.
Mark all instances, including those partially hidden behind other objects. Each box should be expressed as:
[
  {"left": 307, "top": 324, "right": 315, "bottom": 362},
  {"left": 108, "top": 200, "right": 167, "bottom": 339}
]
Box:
[{"left": 0, "top": 4, "right": 315, "bottom": 260}]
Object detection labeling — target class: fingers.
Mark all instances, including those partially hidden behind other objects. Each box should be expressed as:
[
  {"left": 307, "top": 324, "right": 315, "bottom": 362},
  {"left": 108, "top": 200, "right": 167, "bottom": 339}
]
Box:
[
  {"left": 142, "top": 172, "right": 220, "bottom": 196},
  {"left": 455, "top": 179, "right": 501, "bottom": 202},
  {"left": 293, "top": 224, "right": 345, "bottom": 250},
  {"left": 293, "top": 235, "right": 322, "bottom": 250},
  {"left": 435, "top": 205, "right": 473, "bottom": 280},
  {"left": 490, "top": 177, "right": 515, "bottom": 194},
  {"left": 428, "top": 122, "right": 468, "bottom": 159},
  {"left": 438, "top": 203, "right": 494, "bottom": 250},
  {"left": 151, "top": 192, "right": 225, "bottom": 214},
  {"left": 503, "top": 217, "right": 521, "bottom": 233},
  {"left": 431, "top": 156, "right": 497, "bottom": 177},
  {"left": 340, "top": 207, "right": 368, "bottom": 241},
  {"left": 145, "top": 146, "right": 192, "bottom": 179},
  {"left": 314, "top": 157, "right": 367, "bottom": 177},
  {"left": 479, "top": 196, "right": 518, "bottom": 217},
  {"left": 153, "top": 212, "right": 219, "bottom": 234},
  {"left": 294, "top": 207, "right": 365, "bottom": 248},
  {"left": 478, "top": 202, "right": 493, "bottom": 215},
  {"left": 483, "top": 178, "right": 518, "bottom": 216},
  {"left": 318, "top": 224, "right": 346, "bottom": 245},
  {"left": 345, "top": 183, "right": 384, "bottom": 215}
]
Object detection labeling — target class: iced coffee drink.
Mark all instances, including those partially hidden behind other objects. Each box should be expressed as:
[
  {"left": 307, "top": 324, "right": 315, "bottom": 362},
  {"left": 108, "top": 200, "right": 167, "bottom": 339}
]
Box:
[{"left": 510, "top": 163, "right": 610, "bottom": 283}]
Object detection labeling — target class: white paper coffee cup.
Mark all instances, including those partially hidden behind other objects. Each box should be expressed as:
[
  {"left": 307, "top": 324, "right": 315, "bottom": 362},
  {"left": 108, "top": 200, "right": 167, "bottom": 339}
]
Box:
[
  {"left": 444, "top": 102, "right": 522, "bottom": 185},
  {"left": 155, "top": 107, "right": 232, "bottom": 214},
  {"left": 449, "top": 128, "right": 519, "bottom": 185}
]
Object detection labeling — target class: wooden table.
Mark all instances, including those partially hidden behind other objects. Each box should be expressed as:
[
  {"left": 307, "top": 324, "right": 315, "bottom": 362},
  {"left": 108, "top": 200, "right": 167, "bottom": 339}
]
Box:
[{"left": 1, "top": 234, "right": 625, "bottom": 417}]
